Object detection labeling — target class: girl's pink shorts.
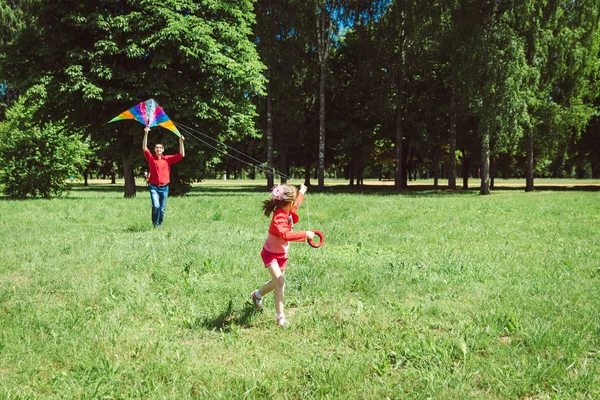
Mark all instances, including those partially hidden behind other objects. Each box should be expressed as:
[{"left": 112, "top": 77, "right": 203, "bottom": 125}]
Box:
[{"left": 261, "top": 248, "right": 288, "bottom": 270}]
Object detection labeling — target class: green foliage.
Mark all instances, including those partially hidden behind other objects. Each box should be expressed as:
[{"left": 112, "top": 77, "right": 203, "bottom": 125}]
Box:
[
  {"left": 0, "top": 0, "right": 28, "bottom": 46},
  {"left": 1, "top": 0, "right": 266, "bottom": 193},
  {"left": 0, "top": 86, "right": 89, "bottom": 198}
]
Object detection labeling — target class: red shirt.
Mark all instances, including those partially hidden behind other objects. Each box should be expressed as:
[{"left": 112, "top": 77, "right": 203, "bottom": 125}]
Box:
[
  {"left": 143, "top": 149, "right": 183, "bottom": 186},
  {"left": 263, "top": 193, "right": 307, "bottom": 255}
]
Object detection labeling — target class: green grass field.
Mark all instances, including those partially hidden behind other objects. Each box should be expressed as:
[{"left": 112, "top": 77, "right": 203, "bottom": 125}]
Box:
[{"left": 1, "top": 180, "right": 600, "bottom": 399}]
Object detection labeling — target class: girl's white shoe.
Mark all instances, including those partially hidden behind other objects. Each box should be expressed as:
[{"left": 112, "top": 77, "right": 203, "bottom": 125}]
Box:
[
  {"left": 277, "top": 315, "right": 289, "bottom": 328},
  {"left": 251, "top": 290, "right": 262, "bottom": 308}
]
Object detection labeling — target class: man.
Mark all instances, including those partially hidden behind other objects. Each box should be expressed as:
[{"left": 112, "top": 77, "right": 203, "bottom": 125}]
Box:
[{"left": 142, "top": 127, "right": 185, "bottom": 227}]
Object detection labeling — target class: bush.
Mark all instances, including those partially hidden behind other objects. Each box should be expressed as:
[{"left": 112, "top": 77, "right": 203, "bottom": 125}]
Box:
[{"left": 0, "top": 86, "right": 89, "bottom": 198}]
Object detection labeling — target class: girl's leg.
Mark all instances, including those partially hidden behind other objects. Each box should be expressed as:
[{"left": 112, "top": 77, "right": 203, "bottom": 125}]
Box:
[
  {"left": 258, "top": 279, "right": 275, "bottom": 296},
  {"left": 265, "top": 264, "right": 285, "bottom": 316}
]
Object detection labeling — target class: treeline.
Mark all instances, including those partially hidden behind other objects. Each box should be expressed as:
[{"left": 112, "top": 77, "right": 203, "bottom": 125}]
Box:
[
  {"left": 251, "top": 0, "right": 600, "bottom": 194},
  {"left": 0, "top": 0, "right": 599, "bottom": 198}
]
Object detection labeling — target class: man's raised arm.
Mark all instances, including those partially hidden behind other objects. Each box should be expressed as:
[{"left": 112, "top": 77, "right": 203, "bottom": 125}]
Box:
[{"left": 142, "top": 127, "right": 149, "bottom": 152}]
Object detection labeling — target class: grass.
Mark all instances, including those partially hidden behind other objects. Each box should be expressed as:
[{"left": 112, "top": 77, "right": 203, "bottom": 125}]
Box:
[{"left": 1, "top": 180, "right": 600, "bottom": 399}]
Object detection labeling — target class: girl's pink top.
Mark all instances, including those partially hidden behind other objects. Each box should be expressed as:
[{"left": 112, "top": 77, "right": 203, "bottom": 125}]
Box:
[{"left": 263, "top": 193, "right": 307, "bottom": 255}]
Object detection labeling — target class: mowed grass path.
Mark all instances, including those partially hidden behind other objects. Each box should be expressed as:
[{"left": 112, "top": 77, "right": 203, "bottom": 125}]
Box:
[{"left": 1, "top": 182, "right": 599, "bottom": 399}]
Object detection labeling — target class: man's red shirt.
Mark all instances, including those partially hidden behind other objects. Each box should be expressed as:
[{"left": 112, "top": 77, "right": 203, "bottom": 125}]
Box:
[{"left": 143, "top": 149, "right": 183, "bottom": 185}]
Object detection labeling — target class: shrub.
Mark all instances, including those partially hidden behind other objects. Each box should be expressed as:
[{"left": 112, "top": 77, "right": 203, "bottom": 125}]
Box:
[{"left": 0, "top": 86, "right": 89, "bottom": 198}]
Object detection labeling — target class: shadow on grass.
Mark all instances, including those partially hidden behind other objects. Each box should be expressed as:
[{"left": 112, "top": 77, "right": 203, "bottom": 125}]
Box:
[
  {"left": 491, "top": 185, "right": 600, "bottom": 192},
  {"left": 187, "top": 183, "right": 600, "bottom": 196},
  {"left": 68, "top": 183, "right": 131, "bottom": 192},
  {"left": 201, "top": 299, "right": 260, "bottom": 332},
  {"left": 185, "top": 184, "right": 473, "bottom": 197},
  {"left": 123, "top": 223, "right": 154, "bottom": 233}
]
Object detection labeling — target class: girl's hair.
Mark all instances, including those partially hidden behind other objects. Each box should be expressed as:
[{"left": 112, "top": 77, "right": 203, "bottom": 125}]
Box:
[{"left": 262, "top": 185, "right": 298, "bottom": 216}]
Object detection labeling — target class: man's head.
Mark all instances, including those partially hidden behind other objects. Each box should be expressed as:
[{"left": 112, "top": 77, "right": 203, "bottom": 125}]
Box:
[{"left": 154, "top": 143, "right": 164, "bottom": 156}]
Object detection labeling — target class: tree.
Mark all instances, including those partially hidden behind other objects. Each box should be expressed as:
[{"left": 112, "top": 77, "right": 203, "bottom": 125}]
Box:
[
  {"left": 0, "top": 84, "right": 89, "bottom": 198},
  {"left": 313, "top": 0, "right": 347, "bottom": 190},
  {"left": 490, "top": 0, "right": 600, "bottom": 191},
  {"left": 0, "top": 0, "right": 30, "bottom": 120},
  {"left": 1, "top": 0, "right": 265, "bottom": 197},
  {"left": 253, "top": 0, "right": 315, "bottom": 189}
]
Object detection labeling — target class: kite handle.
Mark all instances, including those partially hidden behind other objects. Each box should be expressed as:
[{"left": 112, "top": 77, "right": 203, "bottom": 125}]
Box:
[{"left": 307, "top": 230, "right": 325, "bottom": 248}]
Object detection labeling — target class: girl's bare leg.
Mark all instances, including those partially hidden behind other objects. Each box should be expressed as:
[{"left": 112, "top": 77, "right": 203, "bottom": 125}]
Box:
[
  {"left": 258, "top": 279, "right": 275, "bottom": 296},
  {"left": 265, "top": 264, "right": 285, "bottom": 316}
]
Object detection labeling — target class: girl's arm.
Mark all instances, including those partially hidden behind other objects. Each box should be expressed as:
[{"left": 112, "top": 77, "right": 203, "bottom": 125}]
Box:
[
  {"left": 292, "top": 192, "right": 304, "bottom": 212},
  {"left": 270, "top": 212, "right": 306, "bottom": 241}
]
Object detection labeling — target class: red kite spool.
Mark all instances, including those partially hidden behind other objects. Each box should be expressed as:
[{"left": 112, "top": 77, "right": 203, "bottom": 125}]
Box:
[{"left": 307, "top": 230, "right": 325, "bottom": 248}]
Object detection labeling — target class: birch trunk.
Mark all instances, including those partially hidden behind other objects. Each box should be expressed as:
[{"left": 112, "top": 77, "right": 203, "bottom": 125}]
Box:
[
  {"left": 318, "top": 62, "right": 326, "bottom": 189},
  {"left": 266, "top": 74, "right": 274, "bottom": 190},
  {"left": 393, "top": 0, "right": 408, "bottom": 190},
  {"left": 462, "top": 148, "right": 469, "bottom": 189},
  {"left": 448, "top": 80, "right": 457, "bottom": 189},
  {"left": 480, "top": 128, "right": 490, "bottom": 195},
  {"left": 394, "top": 99, "right": 404, "bottom": 190}
]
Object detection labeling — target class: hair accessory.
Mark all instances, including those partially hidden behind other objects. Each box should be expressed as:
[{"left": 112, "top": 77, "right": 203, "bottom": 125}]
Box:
[{"left": 271, "top": 185, "right": 284, "bottom": 200}]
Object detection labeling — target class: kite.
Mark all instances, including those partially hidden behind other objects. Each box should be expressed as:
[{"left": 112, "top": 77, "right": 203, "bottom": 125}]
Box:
[{"left": 108, "top": 98, "right": 181, "bottom": 137}]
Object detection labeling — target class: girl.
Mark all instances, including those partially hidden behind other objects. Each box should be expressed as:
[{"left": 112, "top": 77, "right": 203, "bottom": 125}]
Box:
[{"left": 251, "top": 184, "right": 315, "bottom": 328}]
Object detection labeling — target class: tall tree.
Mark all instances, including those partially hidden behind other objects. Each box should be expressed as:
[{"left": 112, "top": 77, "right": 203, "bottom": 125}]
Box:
[
  {"left": 515, "top": 0, "right": 600, "bottom": 191},
  {"left": 313, "top": 0, "right": 339, "bottom": 189},
  {"left": 1, "top": 0, "right": 265, "bottom": 197},
  {"left": 254, "top": 0, "right": 314, "bottom": 189}
]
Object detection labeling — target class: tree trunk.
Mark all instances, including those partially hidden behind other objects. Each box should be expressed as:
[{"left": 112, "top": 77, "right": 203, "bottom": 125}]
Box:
[
  {"left": 480, "top": 128, "right": 490, "bottom": 195},
  {"left": 123, "top": 155, "right": 137, "bottom": 198},
  {"left": 490, "top": 156, "right": 495, "bottom": 190},
  {"left": 478, "top": 0, "right": 500, "bottom": 196},
  {"left": 318, "top": 62, "right": 326, "bottom": 190},
  {"left": 394, "top": 101, "right": 404, "bottom": 190},
  {"left": 448, "top": 80, "right": 457, "bottom": 189},
  {"left": 266, "top": 73, "right": 275, "bottom": 190},
  {"left": 462, "top": 149, "right": 469, "bottom": 190},
  {"left": 394, "top": 1, "right": 409, "bottom": 190},
  {"left": 403, "top": 136, "right": 410, "bottom": 187},
  {"left": 315, "top": 1, "right": 336, "bottom": 190},
  {"left": 357, "top": 164, "right": 364, "bottom": 186},
  {"left": 304, "top": 159, "right": 311, "bottom": 187},
  {"left": 525, "top": 130, "right": 534, "bottom": 191}
]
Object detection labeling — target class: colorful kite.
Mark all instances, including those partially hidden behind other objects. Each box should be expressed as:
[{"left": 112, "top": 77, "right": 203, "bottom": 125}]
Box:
[{"left": 108, "top": 99, "right": 181, "bottom": 137}]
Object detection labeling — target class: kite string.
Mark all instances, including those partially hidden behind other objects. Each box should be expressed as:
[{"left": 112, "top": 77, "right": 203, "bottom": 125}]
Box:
[
  {"left": 305, "top": 194, "right": 311, "bottom": 232},
  {"left": 175, "top": 122, "right": 292, "bottom": 181},
  {"left": 175, "top": 122, "right": 314, "bottom": 231},
  {"left": 176, "top": 122, "right": 278, "bottom": 175}
]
